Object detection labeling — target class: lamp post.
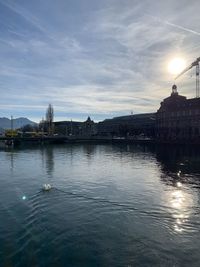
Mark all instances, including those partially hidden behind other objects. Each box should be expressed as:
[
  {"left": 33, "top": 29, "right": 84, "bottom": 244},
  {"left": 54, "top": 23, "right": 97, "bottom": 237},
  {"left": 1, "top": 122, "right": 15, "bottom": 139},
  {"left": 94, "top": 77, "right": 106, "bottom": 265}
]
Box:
[{"left": 11, "top": 115, "right": 13, "bottom": 131}]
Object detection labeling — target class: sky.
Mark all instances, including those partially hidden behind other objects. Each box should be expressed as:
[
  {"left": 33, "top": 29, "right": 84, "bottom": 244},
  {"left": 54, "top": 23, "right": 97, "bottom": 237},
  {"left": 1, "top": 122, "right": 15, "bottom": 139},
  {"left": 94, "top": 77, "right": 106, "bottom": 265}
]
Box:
[{"left": 0, "top": 0, "right": 200, "bottom": 122}]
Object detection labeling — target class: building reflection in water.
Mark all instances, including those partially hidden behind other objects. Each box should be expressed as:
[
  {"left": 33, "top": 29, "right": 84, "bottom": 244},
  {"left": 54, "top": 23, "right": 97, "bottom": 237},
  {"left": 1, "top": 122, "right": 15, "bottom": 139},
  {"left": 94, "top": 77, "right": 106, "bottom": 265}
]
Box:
[
  {"left": 155, "top": 145, "right": 200, "bottom": 233},
  {"left": 43, "top": 146, "right": 54, "bottom": 177},
  {"left": 82, "top": 144, "right": 96, "bottom": 162},
  {"left": 119, "top": 144, "right": 200, "bottom": 234},
  {"left": 156, "top": 144, "right": 200, "bottom": 175}
]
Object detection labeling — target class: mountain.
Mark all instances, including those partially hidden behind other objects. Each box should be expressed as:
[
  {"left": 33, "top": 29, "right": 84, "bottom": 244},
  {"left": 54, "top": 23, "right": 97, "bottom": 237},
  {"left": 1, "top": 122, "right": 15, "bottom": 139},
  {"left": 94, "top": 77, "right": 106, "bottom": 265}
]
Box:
[{"left": 0, "top": 117, "right": 37, "bottom": 129}]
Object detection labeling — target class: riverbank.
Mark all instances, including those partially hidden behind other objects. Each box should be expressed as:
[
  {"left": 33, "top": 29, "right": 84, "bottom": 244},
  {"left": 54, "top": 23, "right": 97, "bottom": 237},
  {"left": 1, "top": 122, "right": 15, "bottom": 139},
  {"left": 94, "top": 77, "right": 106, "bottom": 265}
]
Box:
[{"left": 1, "top": 135, "right": 200, "bottom": 148}]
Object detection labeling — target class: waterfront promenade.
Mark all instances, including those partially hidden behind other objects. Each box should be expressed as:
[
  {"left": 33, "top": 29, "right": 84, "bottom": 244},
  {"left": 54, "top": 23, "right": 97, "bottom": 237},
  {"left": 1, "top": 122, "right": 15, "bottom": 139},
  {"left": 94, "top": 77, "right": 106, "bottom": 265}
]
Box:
[
  {"left": 0, "top": 135, "right": 155, "bottom": 145},
  {"left": 1, "top": 135, "right": 200, "bottom": 146}
]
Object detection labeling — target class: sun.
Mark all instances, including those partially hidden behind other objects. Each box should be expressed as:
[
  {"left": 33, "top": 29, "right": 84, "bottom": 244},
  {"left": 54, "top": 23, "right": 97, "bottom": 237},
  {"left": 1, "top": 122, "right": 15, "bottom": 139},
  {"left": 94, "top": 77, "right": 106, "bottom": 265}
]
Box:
[{"left": 168, "top": 58, "right": 186, "bottom": 75}]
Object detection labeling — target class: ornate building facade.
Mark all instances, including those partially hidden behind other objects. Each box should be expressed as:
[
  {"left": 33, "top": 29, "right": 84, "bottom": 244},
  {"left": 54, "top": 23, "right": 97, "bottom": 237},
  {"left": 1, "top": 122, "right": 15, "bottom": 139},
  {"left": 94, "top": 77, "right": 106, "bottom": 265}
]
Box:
[{"left": 156, "top": 85, "right": 200, "bottom": 143}]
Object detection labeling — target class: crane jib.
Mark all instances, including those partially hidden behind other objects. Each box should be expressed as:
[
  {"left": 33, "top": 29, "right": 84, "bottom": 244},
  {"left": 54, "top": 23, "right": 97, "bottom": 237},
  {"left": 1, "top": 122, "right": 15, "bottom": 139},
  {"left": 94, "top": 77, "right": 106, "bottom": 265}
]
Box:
[{"left": 174, "top": 57, "right": 200, "bottom": 98}]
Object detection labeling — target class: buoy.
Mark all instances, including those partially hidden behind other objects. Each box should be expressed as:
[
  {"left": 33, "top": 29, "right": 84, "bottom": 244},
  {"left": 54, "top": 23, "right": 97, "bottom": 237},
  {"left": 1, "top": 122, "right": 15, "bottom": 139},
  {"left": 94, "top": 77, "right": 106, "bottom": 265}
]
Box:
[{"left": 42, "top": 184, "right": 52, "bottom": 191}]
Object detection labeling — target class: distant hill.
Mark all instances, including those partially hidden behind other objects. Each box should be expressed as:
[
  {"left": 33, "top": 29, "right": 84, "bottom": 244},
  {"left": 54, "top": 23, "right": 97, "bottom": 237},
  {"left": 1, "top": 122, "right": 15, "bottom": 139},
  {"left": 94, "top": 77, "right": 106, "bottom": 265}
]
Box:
[{"left": 0, "top": 117, "right": 37, "bottom": 129}]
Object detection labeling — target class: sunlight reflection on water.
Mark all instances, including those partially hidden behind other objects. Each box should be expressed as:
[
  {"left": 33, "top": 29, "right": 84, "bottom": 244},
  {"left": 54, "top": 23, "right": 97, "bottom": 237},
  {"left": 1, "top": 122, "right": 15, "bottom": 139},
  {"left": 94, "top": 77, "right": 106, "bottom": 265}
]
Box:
[{"left": 165, "top": 184, "right": 195, "bottom": 234}]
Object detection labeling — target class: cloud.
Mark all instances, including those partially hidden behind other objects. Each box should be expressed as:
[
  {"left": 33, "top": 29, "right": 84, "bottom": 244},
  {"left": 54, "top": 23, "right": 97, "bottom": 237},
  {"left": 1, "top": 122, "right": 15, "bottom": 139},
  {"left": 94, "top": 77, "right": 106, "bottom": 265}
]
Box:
[
  {"left": 0, "top": 0, "right": 47, "bottom": 34},
  {"left": 148, "top": 15, "right": 200, "bottom": 37},
  {"left": 0, "top": 0, "right": 200, "bottom": 121}
]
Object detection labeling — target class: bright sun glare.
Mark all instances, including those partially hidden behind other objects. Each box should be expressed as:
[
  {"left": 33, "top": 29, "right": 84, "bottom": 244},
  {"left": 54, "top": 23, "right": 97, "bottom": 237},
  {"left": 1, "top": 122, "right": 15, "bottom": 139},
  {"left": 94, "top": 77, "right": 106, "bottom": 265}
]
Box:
[{"left": 168, "top": 58, "right": 186, "bottom": 75}]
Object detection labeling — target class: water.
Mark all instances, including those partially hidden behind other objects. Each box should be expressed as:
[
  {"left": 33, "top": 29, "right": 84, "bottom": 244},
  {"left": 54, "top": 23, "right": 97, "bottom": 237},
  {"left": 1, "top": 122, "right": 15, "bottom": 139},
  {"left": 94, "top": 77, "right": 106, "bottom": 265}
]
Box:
[{"left": 0, "top": 144, "right": 200, "bottom": 267}]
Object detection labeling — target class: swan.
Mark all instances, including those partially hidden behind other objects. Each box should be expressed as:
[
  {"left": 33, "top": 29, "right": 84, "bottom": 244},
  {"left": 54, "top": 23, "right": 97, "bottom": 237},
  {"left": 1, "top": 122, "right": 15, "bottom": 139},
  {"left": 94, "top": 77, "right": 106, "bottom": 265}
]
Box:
[{"left": 42, "top": 184, "right": 52, "bottom": 191}]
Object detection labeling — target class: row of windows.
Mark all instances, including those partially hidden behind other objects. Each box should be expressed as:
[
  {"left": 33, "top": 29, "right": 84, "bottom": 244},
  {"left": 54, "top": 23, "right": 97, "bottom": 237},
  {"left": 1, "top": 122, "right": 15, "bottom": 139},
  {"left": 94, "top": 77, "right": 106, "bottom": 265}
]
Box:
[{"left": 158, "top": 109, "right": 200, "bottom": 118}]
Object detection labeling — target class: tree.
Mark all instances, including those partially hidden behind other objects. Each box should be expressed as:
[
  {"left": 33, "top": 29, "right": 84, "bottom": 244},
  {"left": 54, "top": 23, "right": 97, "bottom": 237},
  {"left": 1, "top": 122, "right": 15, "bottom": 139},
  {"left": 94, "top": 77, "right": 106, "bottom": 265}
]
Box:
[
  {"left": 46, "top": 104, "right": 54, "bottom": 135},
  {"left": 39, "top": 118, "right": 47, "bottom": 134}
]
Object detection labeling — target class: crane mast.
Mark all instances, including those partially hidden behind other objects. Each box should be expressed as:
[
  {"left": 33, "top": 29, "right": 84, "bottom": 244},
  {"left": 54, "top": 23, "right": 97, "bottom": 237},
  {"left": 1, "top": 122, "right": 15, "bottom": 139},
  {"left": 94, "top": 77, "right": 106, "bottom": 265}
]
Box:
[
  {"left": 196, "top": 61, "right": 199, "bottom": 98},
  {"left": 175, "top": 57, "right": 200, "bottom": 98}
]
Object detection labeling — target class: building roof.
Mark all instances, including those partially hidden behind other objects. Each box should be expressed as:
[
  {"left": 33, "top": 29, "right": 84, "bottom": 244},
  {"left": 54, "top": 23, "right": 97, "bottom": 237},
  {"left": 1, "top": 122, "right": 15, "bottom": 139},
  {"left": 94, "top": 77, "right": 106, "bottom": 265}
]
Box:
[
  {"left": 158, "top": 85, "right": 200, "bottom": 112},
  {"left": 103, "top": 113, "right": 155, "bottom": 122}
]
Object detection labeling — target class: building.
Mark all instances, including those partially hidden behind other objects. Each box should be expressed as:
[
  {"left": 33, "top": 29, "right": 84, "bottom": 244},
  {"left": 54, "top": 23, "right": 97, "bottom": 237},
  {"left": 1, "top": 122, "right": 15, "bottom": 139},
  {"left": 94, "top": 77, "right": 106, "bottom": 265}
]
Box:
[
  {"left": 54, "top": 117, "right": 97, "bottom": 137},
  {"left": 82, "top": 116, "right": 97, "bottom": 136},
  {"left": 53, "top": 85, "right": 200, "bottom": 143},
  {"left": 156, "top": 84, "right": 200, "bottom": 143},
  {"left": 54, "top": 120, "right": 82, "bottom": 136},
  {"left": 97, "top": 113, "right": 156, "bottom": 137}
]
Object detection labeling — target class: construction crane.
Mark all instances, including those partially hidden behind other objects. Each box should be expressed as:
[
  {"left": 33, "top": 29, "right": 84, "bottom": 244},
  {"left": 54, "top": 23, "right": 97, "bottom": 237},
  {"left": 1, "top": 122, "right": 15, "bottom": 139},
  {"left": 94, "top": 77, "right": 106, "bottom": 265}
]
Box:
[{"left": 175, "top": 57, "right": 200, "bottom": 98}]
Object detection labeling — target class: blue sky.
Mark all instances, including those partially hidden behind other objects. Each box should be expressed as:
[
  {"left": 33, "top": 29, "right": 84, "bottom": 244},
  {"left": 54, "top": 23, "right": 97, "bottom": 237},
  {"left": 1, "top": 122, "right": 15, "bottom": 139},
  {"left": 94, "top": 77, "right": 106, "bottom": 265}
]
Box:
[{"left": 0, "top": 0, "right": 200, "bottom": 122}]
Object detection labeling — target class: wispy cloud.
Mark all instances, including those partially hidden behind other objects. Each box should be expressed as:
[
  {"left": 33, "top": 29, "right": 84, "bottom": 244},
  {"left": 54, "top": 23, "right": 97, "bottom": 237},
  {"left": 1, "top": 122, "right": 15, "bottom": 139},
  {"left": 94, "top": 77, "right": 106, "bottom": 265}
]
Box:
[
  {"left": 0, "top": 0, "right": 47, "bottom": 34},
  {"left": 148, "top": 15, "right": 200, "bottom": 37},
  {"left": 0, "top": 0, "right": 199, "bottom": 121}
]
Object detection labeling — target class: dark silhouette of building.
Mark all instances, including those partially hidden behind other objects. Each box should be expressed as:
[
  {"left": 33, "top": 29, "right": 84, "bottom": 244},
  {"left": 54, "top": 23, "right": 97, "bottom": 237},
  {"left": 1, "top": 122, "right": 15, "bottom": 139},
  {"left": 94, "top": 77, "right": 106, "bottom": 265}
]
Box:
[
  {"left": 54, "top": 120, "right": 82, "bottom": 136},
  {"left": 54, "top": 117, "right": 96, "bottom": 137},
  {"left": 156, "top": 85, "right": 200, "bottom": 143},
  {"left": 54, "top": 114, "right": 155, "bottom": 139},
  {"left": 53, "top": 85, "right": 200, "bottom": 143},
  {"left": 97, "top": 113, "right": 156, "bottom": 138},
  {"left": 82, "top": 116, "right": 96, "bottom": 136}
]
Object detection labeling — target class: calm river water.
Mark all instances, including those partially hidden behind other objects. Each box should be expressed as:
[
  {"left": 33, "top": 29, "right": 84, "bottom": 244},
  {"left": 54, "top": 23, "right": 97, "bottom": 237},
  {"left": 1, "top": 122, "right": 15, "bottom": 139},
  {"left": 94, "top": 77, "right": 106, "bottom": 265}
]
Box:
[{"left": 0, "top": 143, "right": 200, "bottom": 267}]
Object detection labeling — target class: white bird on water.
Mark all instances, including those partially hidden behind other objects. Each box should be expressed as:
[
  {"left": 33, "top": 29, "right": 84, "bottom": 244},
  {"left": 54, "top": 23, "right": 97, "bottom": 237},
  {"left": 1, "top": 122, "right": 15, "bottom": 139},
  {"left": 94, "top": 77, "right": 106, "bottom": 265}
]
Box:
[
  {"left": 177, "top": 170, "right": 181, "bottom": 177},
  {"left": 42, "top": 184, "right": 52, "bottom": 191}
]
